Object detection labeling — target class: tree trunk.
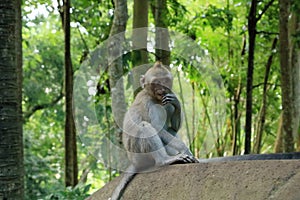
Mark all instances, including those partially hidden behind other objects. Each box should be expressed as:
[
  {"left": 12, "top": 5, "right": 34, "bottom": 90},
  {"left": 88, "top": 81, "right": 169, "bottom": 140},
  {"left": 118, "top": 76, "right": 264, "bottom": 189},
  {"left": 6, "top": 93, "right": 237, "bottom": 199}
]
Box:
[
  {"left": 132, "top": 0, "right": 149, "bottom": 96},
  {"left": 152, "top": 0, "right": 170, "bottom": 66},
  {"left": 232, "top": 34, "right": 246, "bottom": 155},
  {"left": 232, "top": 82, "right": 241, "bottom": 155},
  {"left": 274, "top": 112, "right": 283, "bottom": 153},
  {"left": 63, "top": 0, "right": 78, "bottom": 187},
  {"left": 108, "top": 0, "right": 128, "bottom": 144},
  {"left": 290, "top": 6, "right": 300, "bottom": 151},
  {"left": 0, "top": 0, "right": 24, "bottom": 198},
  {"left": 245, "top": 0, "right": 257, "bottom": 154},
  {"left": 253, "top": 37, "right": 278, "bottom": 154},
  {"left": 279, "top": 0, "right": 295, "bottom": 152}
]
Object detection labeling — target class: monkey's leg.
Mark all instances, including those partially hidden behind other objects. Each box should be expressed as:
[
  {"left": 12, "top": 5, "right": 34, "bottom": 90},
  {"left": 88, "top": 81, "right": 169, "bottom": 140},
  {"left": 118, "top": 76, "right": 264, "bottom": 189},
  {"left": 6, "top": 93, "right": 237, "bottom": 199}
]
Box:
[
  {"left": 145, "top": 133, "right": 196, "bottom": 165},
  {"left": 164, "top": 127, "right": 196, "bottom": 157},
  {"left": 159, "top": 129, "right": 198, "bottom": 162},
  {"left": 163, "top": 128, "right": 185, "bottom": 155},
  {"left": 110, "top": 165, "right": 136, "bottom": 200},
  {"left": 134, "top": 121, "right": 196, "bottom": 166}
]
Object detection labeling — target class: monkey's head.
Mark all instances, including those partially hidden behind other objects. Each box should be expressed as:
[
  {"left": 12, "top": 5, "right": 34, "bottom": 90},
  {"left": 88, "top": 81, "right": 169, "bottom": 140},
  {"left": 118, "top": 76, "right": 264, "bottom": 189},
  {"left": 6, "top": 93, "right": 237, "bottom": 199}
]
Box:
[{"left": 140, "top": 62, "right": 173, "bottom": 101}]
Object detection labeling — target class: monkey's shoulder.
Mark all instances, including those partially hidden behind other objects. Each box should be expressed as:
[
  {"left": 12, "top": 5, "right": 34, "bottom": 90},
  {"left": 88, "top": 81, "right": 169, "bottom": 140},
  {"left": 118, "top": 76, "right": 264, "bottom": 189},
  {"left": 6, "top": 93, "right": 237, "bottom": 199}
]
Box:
[
  {"left": 126, "top": 90, "right": 160, "bottom": 122},
  {"left": 132, "top": 90, "right": 158, "bottom": 107}
]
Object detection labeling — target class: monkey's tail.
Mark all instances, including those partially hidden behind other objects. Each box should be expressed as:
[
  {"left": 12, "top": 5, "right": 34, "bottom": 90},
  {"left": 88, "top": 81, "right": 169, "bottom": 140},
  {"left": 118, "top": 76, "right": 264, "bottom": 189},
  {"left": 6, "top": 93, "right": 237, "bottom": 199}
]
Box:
[{"left": 110, "top": 165, "right": 136, "bottom": 200}]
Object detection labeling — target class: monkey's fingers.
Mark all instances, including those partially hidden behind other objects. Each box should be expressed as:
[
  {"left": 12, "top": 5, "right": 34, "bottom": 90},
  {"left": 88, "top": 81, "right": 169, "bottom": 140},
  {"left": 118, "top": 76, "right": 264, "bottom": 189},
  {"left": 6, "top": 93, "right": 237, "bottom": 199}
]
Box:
[
  {"left": 180, "top": 154, "right": 198, "bottom": 163},
  {"left": 171, "top": 154, "right": 190, "bottom": 164},
  {"left": 192, "top": 157, "right": 200, "bottom": 163},
  {"left": 183, "top": 155, "right": 200, "bottom": 163},
  {"left": 187, "top": 156, "right": 200, "bottom": 163},
  {"left": 162, "top": 94, "right": 175, "bottom": 105}
]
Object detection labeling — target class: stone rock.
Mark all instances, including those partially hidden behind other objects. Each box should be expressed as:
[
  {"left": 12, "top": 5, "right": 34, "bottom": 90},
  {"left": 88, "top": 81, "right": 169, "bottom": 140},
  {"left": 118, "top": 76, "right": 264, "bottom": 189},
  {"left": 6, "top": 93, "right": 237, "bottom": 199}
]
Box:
[{"left": 87, "top": 160, "right": 300, "bottom": 200}]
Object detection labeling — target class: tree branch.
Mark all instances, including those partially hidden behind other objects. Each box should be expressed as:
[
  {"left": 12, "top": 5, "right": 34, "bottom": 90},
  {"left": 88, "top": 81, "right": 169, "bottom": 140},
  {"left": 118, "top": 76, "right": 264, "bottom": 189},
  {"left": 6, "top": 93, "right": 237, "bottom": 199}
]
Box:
[
  {"left": 23, "top": 92, "right": 63, "bottom": 120},
  {"left": 252, "top": 82, "right": 280, "bottom": 89},
  {"left": 256, "top": 30, "right": 279, "bottom": 35},
  {"left": 256, "top": 0, "right": 275, "bottom": 22}
]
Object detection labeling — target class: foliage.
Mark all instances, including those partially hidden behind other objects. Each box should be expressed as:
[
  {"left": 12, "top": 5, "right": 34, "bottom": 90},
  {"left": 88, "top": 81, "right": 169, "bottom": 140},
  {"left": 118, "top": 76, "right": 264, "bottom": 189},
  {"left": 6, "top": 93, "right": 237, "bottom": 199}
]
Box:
[
  {"left": 44, "top": 184, "right": 91, "bottom": 200},
  {"left": 72, "top": 0, "right": 114, "bottom": 46},
  {"left": 201, "top": 5, "right": 236, "bottom": 31},
  {"left": 22, "top": 0, "right": 112, "bottom": 198}
]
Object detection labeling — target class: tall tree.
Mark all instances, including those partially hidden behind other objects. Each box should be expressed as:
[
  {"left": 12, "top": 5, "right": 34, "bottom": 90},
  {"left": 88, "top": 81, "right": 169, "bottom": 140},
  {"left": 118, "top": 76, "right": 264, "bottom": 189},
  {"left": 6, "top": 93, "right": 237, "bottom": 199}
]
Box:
[
  {"left": 132, "top": 0, "right": 149, "bottom": 95},
  {"left": 132, "top": 0, "right": 148, "bottom": 63},
  {"left": 63, "top": 0, "right": 78, "bottom": 187},
  {"left": 291, "top": 8, "right": 300, "bottom": 151},
  {"left": 245, "top": 0, "right": 275, "bottom": 154},
  {"left": 245, "top": 0, "right": 257, "bottom": 154},
  {"left": 152, "top": 0, "right": 170, "bottom": 66},
  {"left": 253, "top": 37, "right": 278, "bottom": 154},
  {"left": 108, "top": 0, "right": 128, "bottom": 144},
  {"left": 279, "top": 0, "right": 300, "bottom": 152},
  {"left": 0, "top": 0, "right": 24, "bottom": 198}
]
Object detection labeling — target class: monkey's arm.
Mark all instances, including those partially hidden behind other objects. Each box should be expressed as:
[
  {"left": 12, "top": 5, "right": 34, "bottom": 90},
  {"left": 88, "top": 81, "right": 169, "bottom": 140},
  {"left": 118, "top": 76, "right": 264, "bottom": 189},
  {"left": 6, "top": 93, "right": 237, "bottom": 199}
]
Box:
[{"left": 162, "top": 93, "right": 182, "bottom": 132}]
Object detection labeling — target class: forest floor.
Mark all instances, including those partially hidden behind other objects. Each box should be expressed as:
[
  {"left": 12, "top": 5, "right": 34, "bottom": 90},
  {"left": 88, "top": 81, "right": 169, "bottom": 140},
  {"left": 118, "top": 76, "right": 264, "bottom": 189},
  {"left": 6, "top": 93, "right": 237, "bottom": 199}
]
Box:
[{"left": 88, "top": 160, "right": 300, "bottom": 200}]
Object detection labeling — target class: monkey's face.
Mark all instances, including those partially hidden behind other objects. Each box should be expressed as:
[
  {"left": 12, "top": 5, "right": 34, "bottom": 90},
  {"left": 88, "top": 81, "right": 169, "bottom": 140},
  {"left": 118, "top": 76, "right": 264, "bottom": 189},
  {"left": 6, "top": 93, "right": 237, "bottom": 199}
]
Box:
[
  {"left": 141, "top": 62, "right": 173, "bottom": 101},
  {"left": 145, "top": 77, "right": 172, "bottom": 101}
]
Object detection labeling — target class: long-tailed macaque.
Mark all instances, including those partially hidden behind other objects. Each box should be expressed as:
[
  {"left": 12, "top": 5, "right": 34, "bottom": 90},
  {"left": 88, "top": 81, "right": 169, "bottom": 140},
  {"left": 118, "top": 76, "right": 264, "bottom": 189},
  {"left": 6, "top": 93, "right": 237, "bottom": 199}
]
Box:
[{"left": 110, "top": 62, "right": 198, "bottom": 200}]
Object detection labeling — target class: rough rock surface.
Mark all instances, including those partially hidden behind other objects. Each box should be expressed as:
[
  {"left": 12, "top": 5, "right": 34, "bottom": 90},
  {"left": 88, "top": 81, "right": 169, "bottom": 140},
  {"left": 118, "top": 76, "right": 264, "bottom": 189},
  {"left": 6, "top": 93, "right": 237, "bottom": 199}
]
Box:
[{"left": 87, "top": 160, "right": 300, "bottom": 200}]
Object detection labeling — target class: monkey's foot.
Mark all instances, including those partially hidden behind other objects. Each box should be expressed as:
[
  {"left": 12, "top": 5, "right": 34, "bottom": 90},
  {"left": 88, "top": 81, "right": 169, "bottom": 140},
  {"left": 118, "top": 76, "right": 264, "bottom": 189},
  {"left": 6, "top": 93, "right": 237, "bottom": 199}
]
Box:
[
  {"left": 169, "top": 154, "right": 199, "bottom": 164},
  {"left": 180, "top": 154, "right": 199, "bottom": 163},
  {"left": 191, "top": 156, "right": 200, "bottom": 163}
]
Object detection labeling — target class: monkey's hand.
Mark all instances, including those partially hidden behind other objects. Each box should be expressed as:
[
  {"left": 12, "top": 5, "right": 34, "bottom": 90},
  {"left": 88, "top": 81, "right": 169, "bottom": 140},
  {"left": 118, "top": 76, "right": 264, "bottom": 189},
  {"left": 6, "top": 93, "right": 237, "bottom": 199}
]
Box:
[{"left": 162, "top": 93, "right": 181, "bottom": 111}]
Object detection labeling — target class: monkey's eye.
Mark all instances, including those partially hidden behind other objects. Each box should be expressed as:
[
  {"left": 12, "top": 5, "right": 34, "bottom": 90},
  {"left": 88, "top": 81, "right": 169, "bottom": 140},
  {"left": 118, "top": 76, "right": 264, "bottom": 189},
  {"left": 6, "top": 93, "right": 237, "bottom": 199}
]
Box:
[
  {"left": 150, "top": 83, "right": 160, "bottom": 89},
  {"left": 151, "top": 80, "right": 161, "bottom": 85}
]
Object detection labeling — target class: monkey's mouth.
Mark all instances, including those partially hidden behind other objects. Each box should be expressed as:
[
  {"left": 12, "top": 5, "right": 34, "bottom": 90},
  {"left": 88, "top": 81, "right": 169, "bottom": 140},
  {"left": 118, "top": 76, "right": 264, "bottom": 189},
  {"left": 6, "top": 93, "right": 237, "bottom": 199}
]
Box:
[{"left": 155, "top": 90, "right": 167, "bottom": 100}]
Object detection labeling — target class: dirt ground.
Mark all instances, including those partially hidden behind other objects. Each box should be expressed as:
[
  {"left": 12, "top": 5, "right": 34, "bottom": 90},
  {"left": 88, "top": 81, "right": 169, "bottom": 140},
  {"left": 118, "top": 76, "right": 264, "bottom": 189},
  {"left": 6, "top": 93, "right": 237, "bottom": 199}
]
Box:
[{"left": 87, "top": 160, "right": 300, "bottom": 200}]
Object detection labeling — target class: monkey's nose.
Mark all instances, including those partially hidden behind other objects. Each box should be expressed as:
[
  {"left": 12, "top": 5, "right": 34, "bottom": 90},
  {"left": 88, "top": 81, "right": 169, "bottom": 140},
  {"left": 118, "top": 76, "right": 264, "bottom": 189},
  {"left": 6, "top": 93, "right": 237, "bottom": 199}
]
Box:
[
  {"left": 161, "top": 88, "right": 169, "bottom": 95},
  {"left": 157, "top": 90, "right": 164, "bottom": 95}
]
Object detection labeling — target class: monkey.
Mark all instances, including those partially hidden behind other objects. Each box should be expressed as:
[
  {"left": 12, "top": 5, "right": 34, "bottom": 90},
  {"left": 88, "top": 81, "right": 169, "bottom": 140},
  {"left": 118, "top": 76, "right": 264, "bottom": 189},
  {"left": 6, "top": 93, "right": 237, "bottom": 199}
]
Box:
[{"left": 109, "top": 62, "right": 198, "bottom": 200}]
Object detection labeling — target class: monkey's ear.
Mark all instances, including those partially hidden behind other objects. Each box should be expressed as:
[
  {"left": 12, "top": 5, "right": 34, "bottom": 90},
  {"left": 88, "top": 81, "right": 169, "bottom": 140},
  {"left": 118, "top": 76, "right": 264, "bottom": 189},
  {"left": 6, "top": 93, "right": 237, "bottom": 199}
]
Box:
[{"left": 140, "top": 75, "right": 145, "bottom": 88}]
